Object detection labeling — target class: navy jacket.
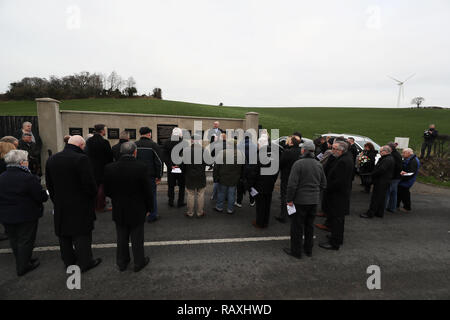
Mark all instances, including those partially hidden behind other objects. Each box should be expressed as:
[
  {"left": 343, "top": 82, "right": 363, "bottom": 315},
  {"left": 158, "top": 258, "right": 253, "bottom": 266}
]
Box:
[{"left": 0, "top": 166, "right": 48, "bottom": 224}]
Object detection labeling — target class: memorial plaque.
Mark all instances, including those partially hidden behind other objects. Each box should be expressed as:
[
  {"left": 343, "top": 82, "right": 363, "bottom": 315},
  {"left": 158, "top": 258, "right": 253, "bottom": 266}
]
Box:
[
  {"left": 125, "top": 129, "right": 137, "bottom": 140},
  {"left": 157, "top": 124, "right": 177, "bottom": 146},
  {"left": 69, "top": 128, "right": 83, "bottom": 136},
  {"left": 108, "top": 128, "right": 120, "bottom": 140},
  {"left": 89, "top": 128, "right": 95, "bottom": 134}
]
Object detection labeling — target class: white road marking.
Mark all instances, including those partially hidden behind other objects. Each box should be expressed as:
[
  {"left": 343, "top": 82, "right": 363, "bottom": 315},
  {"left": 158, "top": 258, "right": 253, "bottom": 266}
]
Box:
[{"left": 0, "top": 236, "right": 291, "bottom": 255}]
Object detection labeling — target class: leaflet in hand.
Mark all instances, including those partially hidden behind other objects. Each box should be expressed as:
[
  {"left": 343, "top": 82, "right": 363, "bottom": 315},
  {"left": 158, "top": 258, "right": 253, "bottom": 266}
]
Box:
[
  {"left": 171, "top": 167, "right": 182, "bottom": 174},
  {"left": 287, "top": 204, "right": 297, "bottom": 216},
  {"left": 250, "top": 188, "right": 259, "bottom": 197},
  {"left": 402, "top": 172, "right": 414, "bottom": 177}
]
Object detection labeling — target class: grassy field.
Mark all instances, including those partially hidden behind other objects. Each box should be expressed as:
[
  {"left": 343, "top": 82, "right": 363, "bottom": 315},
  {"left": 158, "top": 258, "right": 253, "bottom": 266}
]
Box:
[{"left": 0, "top": 98, "right": 449, "bottom": 150}]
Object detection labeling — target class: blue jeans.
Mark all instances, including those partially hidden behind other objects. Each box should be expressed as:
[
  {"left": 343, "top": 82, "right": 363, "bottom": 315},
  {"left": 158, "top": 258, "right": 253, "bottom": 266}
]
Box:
[
  {"left": 386, "top": 179, "right": 400, "bottom": 211},
  {"left": 148, "top": 177, "right": 158, "bottom": 221},
  {"left": 216, "top": 185, "right": 237, "bottom": 213},
  {"left": 211, "top": 182, "right": 220, "bottom": 200}
]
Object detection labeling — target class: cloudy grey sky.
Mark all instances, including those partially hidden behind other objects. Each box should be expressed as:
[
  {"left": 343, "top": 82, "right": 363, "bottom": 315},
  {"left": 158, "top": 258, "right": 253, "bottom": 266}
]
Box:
[{"left": 1, "top": 0, "right": 449, "bottom": 107}]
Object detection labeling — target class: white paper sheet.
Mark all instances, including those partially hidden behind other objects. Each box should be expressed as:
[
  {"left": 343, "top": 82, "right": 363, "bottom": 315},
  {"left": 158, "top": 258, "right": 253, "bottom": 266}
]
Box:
[
  {"left": 287, "top": 204, "right": 297, "bottom": 216},
  {"left": 171, "top": 167, "right": 182, "bottom": 174},
  {"left": 250, "top": 188, "right": 259, "bottom": 197}
]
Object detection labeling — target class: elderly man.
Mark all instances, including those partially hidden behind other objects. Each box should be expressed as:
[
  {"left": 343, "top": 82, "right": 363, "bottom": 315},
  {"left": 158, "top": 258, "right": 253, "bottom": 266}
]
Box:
[
  {"left": 46, "top": 135, "right": 102, "bottom": 273},
  {"left": 136, "top": 127, "right": 163, "bottom": 223},
  {"left": 398, "top": 148, "right": 421, "bottom": 213},
  {"left": 112, "top": 131, "right": 130, "bottom": 161},
  {"left": 361, "top": 146, "right": 395, "bottom": 219},
  {"left": 18, "top": 133, "right": 40, "bottom": 175},
  {"left": 104, "top": 142, "right": 152, "bottom": 272},
  {"left": 319, "top": 141, "right": 354, "bottom": 251},
  {"left": 0, "top": 150, "right": 48, "bottom": 276},
  {"left": 85, "top": 124, "right": 114, "bottom": 212},
  {"left": 15, "top": 122, "right": 42, "bottom": 152},
  {"left": 285, "top": 141, "right": 327, "bottom": 258},
  {"left": 0, "top": 136, "right": 19, "bottom": 148}
]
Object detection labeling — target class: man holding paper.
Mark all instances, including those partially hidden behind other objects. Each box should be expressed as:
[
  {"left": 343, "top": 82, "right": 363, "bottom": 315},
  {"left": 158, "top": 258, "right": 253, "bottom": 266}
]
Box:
[{"left": 285, "top": 141, "right": 327, "bottom": 259}]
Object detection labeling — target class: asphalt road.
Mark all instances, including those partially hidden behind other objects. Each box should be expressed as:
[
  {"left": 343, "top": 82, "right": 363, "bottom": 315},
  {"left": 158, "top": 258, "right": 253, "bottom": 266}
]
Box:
[{"left": 0, "top": 181, "right": 449, "bottom": 300}]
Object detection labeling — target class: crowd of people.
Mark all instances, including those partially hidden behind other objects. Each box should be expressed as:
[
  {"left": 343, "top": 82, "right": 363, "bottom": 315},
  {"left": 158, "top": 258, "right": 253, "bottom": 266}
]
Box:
[{"left": 0, "top": 121, "right": 431, "bottom": 276}]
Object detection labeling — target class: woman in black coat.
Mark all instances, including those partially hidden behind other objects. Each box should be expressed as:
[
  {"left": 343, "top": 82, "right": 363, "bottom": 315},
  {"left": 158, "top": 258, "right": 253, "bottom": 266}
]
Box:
[{"left": 0, "top": 150, "right": 48, "bottom": 276}]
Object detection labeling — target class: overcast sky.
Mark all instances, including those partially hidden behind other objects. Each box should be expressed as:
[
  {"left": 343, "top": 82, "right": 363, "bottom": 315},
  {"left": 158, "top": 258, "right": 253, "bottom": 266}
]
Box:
[{"left": 1, "top": 0, "right": 449, "bottom": 107}]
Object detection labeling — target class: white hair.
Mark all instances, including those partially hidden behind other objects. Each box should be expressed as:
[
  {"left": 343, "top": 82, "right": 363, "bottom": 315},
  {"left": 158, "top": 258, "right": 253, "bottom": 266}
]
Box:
[
  {"left": 258, "top": 137, "right": 269, "bottom": 148},
  {"left": 172, "top": 128, "right": 183, "bottom": 136},
  {"left": 4, "top": 150, "right": 28, "bottom": 165},
  {"left": 403, "top": 148, "right": 414, "bottom": 155}
]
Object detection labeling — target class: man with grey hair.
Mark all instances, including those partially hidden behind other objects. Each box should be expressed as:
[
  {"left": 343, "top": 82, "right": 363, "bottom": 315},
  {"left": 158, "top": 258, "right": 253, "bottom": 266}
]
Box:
[
  {"left": 15, "top": 121, "right": 42, "bottom": 151},
  {"left": 361, "top": 145, "right": 395, "bottom": 219},
  {"left": 284, "top": 140, "right": 327, "bottom": 258},
  {"left": 104, "top": 142, "right": 153, "bottom": 272},
  {"left": 398, "top": 148, "right": 421, "bottom": 213},
  {"left": 319, "top": 141, "right": 354, "bottom": 251},
  {"left": 46, "top": 135, "right": 102, "bottom": 273},
  {"left": 112, "top": 131, "right": 130, "bottom": 161},
  {"left": 0, "top": 150, "right": 48, "bottom": 276}
]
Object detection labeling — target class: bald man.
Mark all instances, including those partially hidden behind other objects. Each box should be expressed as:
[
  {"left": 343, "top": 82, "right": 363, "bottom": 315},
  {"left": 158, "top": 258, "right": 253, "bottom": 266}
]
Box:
[{"left": 45, "top": 135, "right": 102, "bottom": 273}]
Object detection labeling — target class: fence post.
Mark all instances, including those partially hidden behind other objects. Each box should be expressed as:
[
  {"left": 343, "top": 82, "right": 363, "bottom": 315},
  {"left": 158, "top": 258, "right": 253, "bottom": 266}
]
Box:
[{"left": 36, "top": 98, "right": 63, "bottom": 173}]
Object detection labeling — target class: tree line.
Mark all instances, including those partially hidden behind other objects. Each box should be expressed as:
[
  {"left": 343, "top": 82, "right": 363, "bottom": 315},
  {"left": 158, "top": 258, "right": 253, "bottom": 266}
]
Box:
[{"left": 1, "top": 71, "right": 162, "bottom": 100}]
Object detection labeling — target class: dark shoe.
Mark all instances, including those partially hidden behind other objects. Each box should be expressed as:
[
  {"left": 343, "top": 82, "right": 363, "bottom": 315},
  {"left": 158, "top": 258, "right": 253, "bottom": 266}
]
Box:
[
  {"left": 375, "top": 214, "right": 384, "bottom": 218},
  {"left": 319, "top": 242, "right": 339, "bottom": 251},
  {"left": 275, "top": 217, "right": 287, "bottom": 224},
  {"left": 18, "top": 259, "right": 40, "bottom": 277},
  {"left": 118, "top": 261, "right": 130, "bottom": 272},
  {"left": 134, "top": 257, "right": 150, "bottom": 273},
  {"left": 147, "top": 216, "right": 161, "bottom": 224},
  {"left": 177, "top": 203, "right": 187, "bottom": 208},
  {"left": 283, "top": 248, "right": 302, "bottom": 259},
  {"left": 326, "top": 235, "right": 344, "bottom": 245},
  {"left": 386, "top": 209, "right": 395, "bottom": 213},
  {"left": 168, "top": 202, "right": 174, "bottom": 208},
  {"left": 315, "top": 224, "right": 331, "bottom": 232},
  {"left": 304, "top": 252, "right": 313, "bottom": 258},
  {"left": 0, "top": 233, "right": 8, "bottom": 241},
  {"left": 82, "top": 258, "right": 102, "bottom": 273},
  {"left": 252, "top": 221, "right": 264, "bottom": 229},
  {"left": 249, "top": 200, "right": 256, "bottom": 207},
  {"left": 360, "top": 213, "right": 373, "bottom": 219}
]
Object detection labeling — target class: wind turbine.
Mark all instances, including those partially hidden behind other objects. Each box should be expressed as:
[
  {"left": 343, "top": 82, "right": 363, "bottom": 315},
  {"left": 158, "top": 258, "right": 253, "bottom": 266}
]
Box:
[{"left": 389, "top": 74, "right": 415, "bottom": 107}]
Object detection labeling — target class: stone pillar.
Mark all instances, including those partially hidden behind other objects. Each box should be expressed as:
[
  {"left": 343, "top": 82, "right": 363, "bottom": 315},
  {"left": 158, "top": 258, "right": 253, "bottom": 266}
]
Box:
[
  {"left": 245, "top": 112, "right": 259, "bottom": 131},
  {"left": 36, "top": 98, "right": 63, "bottom": 171}
]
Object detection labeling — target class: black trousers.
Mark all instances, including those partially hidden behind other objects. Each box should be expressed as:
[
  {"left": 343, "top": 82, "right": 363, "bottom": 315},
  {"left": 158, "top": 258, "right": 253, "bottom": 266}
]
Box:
[
  {"left": 329, "top": 210, "right": 345, "bottom": 247},
  {"left": 4, "top": 220, "right": 38, "bottom": 275},
  {"left": 59, "top": 233, "right": 93, "bottom": 271},
  {"left": 236, "top": 180, "right": 254, "bottom": 205},
  {"left": 255, "top": 193, "right": 273, "bottom": 227},
  {"left": 279, "top": 180, "right": 288, "bottom": 219},
  {"left": 116, "top": 223, "right": 145, "bottom": 268},
  {"left": 168, "top": 173, "right": 185, "bottom": 205},
  {"left": 421, "top": 142, "right": 433, "bottom": 158},
  {"left": 291, "top": 204, "right": 317, "bottom": 256},
  {"left": 397, "top": 185, "right": 412, "bottom": 211},
  {"left": 367, "top": 181, "right": 390, "bottom": 217}
]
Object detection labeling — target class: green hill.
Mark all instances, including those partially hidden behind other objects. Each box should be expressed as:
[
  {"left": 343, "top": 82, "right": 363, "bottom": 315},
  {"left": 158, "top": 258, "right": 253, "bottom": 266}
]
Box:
[{"left": 1, "top": 98, "right": 449, "bottom": 151}]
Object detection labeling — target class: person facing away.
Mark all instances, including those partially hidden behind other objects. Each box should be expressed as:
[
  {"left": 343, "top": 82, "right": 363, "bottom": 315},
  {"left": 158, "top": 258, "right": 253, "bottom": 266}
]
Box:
[
  {"left": 135, "top": 127, "right": 163, "bottom": 223},
  {"left": 276, "top": 135, "right": 302, "bottom": 224},
  {"left": 45, "top": 135, "right": 102, "bottom": 273},
  {"left": 0, "top": 141, "right": 17, "bottom": 242},
  {"left": 284, "top": 140, "right": 327, "bottom": 259},
  {"left": 182, "top": 136, "right": 207, "bottom": 218},
  {"left": 0, "top": 150, "right": 48, "bottom": 276},
  {"left": 358, "top": 142, "right": 378, "bottom": 194},
  {"left": 385, "top": 142, "right": 403, "bottom": 213},
  {"left": 420, "top": 124, "right": 439, "bottom": 159},
  {"left": 360, "top": 145, "right": 395, "bottom": 219},
  {"left": 112, "top": 131, "right": 130, "bottom": 161},
  {"left": 85, "top": 124, "right": 114, "bottom": 212},
  {"left": 103, "top": 142, "right": 152, "bottom": 272},
  {"left": 319, "top": 141, "right": 354, "bottom": 251},
  {"left": 397, "top": 148, "right": 421, "bottom": 213}
]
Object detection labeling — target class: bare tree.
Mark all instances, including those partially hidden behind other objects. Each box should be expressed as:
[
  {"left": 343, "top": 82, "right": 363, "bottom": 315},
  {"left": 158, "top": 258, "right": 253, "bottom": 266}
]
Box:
[
  {"left": 107, "top": 71, "right": 123, "bottom": 92},
  {"left": 412, "top": 97, "right": 425, "bottom": 109}
]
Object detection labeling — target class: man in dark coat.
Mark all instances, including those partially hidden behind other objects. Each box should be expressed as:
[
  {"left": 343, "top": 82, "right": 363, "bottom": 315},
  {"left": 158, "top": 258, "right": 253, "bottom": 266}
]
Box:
[
  {"left": 319, "top": 141, "right": 354, "bottom": 251},
  {"left": 247, "top": 143, "right": 279, "bottom": 228},
  {"left": 236, "top": 136, "right": 258, "bottom": 208},
  {"left": 182, "top": 138, "right": 207, "bottom": 217},
  {"left": 285, "top": 141, "right": 327, "bottom": 258},
  {"left": 112, "top": 131, "right": 130, "bottom": 161},
  {"left": 420, "top": 124, "right": 438, "bottom": 159},
  {"left": 104, "top": 142, "right": 152, "bottom": 272},
  {"left": 163, "top": 128, "right": 188, "bottom": 208},
  {"left": 135, "top": 127, "right": 163, "bottom": 223},
  {"left": 0, "top": 150, "right": 48, "bottom": 276},
  {"left": 276, "top": 135, "right": 302, "bottom": 223},
  {"left": 85, "top": 124, "right": 113, "bottom": 212},
  {"left": 361, "top": 146, "right": 395, "bottom": 219},
  {"left": 18, "top": 133, "right": 41, "bottom": 176},
  {"left": 385, "top": 142, "right": 403, "bottom": 212},
  {"left": 398, "top": 148, "right": 421, "bottom": 213},
  {"left": 46, "top": 135, "right": 102, "bottom": 273}
]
